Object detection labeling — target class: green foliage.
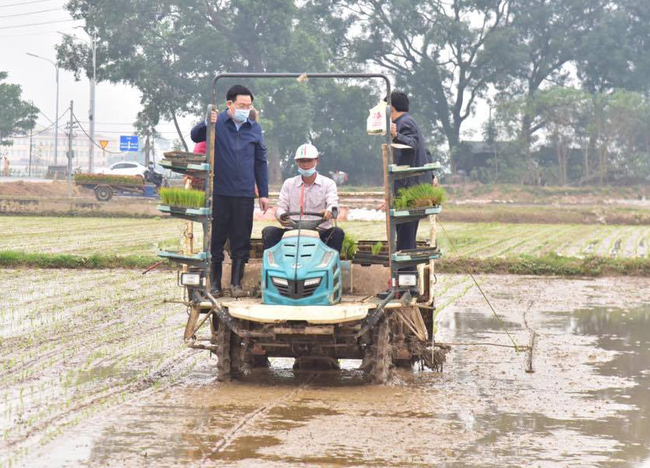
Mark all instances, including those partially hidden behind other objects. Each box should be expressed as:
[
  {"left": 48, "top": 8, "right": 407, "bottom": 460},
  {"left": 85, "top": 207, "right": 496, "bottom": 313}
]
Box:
[
  {"left": 58, "top": 0, "right": 383, "bottom": 186},
  {"left": 341, "top": 233, "right": 358, "bottom": 260},
  {"left": 160, "top": 188, "right": 206, "bottom": 208},
  {"left": 394, "top": 184, "right": 447, "bottom": 209},
  {"left": 0, "top": 71, "right": 38, "bottom": 146},
  {"left": 371, "top": 241, "right": 383, "bottom": 256},
  {"left": 74, "top": 173, "right": 144, "bottom": 186}
]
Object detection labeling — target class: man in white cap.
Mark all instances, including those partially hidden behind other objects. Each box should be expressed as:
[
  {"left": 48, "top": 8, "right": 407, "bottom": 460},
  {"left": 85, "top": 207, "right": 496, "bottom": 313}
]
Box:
[{"left": 262, "top": 143, "right": 344, "bottom": 252}]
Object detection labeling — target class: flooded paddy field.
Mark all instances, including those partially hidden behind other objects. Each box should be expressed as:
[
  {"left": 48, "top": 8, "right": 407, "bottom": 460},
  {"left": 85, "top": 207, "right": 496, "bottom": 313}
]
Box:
[
  {"left": 2, "top": 270, "right": 650, "bottom": 467},
  {"left": 2, "top": 216, "right": 650, "bottom": 259}
]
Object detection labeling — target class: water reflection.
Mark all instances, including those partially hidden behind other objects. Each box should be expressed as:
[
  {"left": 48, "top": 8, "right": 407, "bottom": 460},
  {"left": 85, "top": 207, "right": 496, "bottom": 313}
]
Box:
[{"left": 570, "top": 306, "right": 650, "bottom": 468}]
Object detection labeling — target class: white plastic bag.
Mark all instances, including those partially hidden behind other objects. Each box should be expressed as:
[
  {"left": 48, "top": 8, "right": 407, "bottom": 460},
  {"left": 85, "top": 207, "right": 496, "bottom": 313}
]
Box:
[{"left": 366, "top": 101, "right": 387, "bottom": 135}]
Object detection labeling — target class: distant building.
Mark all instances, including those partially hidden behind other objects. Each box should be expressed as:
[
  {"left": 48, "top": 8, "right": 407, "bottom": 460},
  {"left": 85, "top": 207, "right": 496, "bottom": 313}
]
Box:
[
  {"left": 456, "top": 140, "right": 514, "bottom": 174},
  {"left": 2, "top": 126, "right": 118, "bottom": 175},
  {"left": 2, "top": 126, "right": 173, "bottom": 176}
]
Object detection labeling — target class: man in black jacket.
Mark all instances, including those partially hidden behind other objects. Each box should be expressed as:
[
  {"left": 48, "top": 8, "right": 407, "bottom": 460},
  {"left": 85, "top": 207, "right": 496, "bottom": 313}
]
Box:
[{"left": 389, "top": 91, "right": 429, "bottom": 261}]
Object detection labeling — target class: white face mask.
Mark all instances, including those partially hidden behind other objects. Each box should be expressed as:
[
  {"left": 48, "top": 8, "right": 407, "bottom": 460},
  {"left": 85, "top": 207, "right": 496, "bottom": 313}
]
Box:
[
  {"left": 233, "top": 108, "right": 249, "bottom": 123},
  {"left": 298, "top": 167, "right": 317, "bottom": 177}
]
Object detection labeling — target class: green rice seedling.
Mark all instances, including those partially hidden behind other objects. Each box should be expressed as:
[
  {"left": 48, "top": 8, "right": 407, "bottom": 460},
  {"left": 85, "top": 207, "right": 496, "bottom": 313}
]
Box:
[
  {"left": 74, "top": 173, "right": 144, "bottom": 186},
  {"left": 160, "top": 188, "right": 206, "bottom": 209},
  {"left": 393, "top": 184, "right": 447, "bottom": 209},
  {"left": 372, "top": 241, "right": 384, "bottom": 256},
  {"left": 341, "top": 233, "right": 358, "bottom": 260}
]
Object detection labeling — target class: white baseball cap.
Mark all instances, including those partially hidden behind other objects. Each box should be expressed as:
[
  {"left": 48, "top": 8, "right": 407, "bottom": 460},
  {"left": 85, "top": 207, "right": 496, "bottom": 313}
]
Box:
[{"left": 294, "top": 143, "right": 319, "bottom": 160}]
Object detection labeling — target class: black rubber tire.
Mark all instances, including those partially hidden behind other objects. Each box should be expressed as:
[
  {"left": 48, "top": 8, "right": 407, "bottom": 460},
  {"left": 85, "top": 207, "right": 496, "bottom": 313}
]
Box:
[
  {"left": 371, "top": 317, "right": 393, "bottom": 384},
  {"left": 216, "top": 319, "right": 242, "bottom": 381},
  {"left": 95, "top": 185, "right": 113, "bottom": 202}
]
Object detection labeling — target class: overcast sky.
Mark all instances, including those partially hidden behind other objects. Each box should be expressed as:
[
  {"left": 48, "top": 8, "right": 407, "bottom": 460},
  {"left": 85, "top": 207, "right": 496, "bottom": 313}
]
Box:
[
  {"left": 0, "top": 0, "right": 190, "bottom": 149},
  {"left": 1, "top": 0, "right": 488, "bottom": 153}
]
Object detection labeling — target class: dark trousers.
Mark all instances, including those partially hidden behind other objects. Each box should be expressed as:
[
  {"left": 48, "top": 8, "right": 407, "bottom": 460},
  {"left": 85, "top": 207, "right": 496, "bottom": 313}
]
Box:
[
  {"left": 396, "top": 219, "right": 419, "bottom": 272},
  {"left": 262, "top": 226, "right": 345, "bottom": 253},
  {"left": 211, "top": 195, "right": 254, "bottom": 263}
]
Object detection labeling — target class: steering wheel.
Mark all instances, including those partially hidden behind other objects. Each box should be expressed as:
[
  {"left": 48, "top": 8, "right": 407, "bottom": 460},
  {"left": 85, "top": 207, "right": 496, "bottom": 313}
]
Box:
[{"left": 282, "top": 208, "right": 338, "bottom": 230}]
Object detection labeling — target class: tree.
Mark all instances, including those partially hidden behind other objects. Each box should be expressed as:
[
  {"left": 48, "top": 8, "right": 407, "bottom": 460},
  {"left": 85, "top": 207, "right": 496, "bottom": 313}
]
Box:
[
  {"left": 0, "top": 72, "right": 39, "bottom": 146},
  {"left": 497, "top": 0, "right": 608, "bottom": 162},
  {"left": 577, "top": 0, "right": 650, "bottom": 94},
  {"left": 319, "top": 0, "right": 515, "bottom": 172},
  {"left": 533, "top": 87, "right": 588, "bottom": 185},
  {"left": 57, "top": 0, "right": 380, "bottom": 183}
]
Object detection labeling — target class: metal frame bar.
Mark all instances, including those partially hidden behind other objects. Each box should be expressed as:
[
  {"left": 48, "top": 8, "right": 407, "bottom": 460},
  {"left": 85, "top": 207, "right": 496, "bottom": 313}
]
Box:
[{"left": 207, "top": 72, "right": 397, "bottom": 292}]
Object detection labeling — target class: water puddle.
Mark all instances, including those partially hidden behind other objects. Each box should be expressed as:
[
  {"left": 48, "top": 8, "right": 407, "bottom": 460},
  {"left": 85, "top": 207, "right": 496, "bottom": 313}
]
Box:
[{"left": 441, "top": 304, "right": 650, "bottom": 467}]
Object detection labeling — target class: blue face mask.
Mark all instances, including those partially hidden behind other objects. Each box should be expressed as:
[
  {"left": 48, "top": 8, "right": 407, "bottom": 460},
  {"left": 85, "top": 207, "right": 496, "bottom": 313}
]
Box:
[
  {"left": 233, "top": 108, "right": 249, "bottom": 123},
  {"left": 298, "top": 167, "right": 317, "bottom": 177}
]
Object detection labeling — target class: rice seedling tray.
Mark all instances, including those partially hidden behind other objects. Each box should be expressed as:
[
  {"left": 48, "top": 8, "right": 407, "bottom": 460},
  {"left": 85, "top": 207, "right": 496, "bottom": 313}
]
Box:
[
  {"left": 74, "top": 173, "right": 145, "bottom": 187},
  {"left": 162, "top": 150, "right": 206, "bottom": 164},
  {"left": 390, "top": 205, "right": 442, "bottom": 223},
  {"left": 157, "top": 250, "right": 210, "bottom": 268},
  {"left": 159, "top": 160, "right": 211, "bottom": 176},
  {"left": 157, "top": 205, "right": 210, "bottom": 221},
  {"left": 392, "top": 247, "right": 441, "bottom": 267},
  {"left": 388, "top": 162, "right": 441, "bottom": 180},
  {"left": 352, "top": 251, "right": 389, "bottom": 267}
]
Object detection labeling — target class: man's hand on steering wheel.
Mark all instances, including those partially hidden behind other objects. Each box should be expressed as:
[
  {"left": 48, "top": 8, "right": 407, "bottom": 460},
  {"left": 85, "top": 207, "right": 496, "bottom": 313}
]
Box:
[
  {"left": 279, "top": 212, "right": 293, "bottom": 227},
  {"left": 320, "top": 209, "right": 333, "bottom": 221}
]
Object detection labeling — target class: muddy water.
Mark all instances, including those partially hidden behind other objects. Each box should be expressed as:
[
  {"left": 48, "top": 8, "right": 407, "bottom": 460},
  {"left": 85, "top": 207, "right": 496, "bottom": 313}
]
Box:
[{"left": 15, "top": 276, "right": 650, "bottom": 467}]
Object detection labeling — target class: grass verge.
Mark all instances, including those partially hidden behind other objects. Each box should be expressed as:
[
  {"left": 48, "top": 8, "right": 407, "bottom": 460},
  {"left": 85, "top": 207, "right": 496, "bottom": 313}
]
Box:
[
  {"left": 0, "top": 251, "right": 160, "bottom": 269},
  {"left": 438, "top": 253, "right": 650, "bottom": 277},
  {"left": 2, "top": 250, "right": 649, "bottom": 277}
]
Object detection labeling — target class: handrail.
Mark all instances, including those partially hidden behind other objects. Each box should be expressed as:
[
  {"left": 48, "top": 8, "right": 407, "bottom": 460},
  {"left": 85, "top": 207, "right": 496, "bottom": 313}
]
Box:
[{"left": 210, "top": 72, "right": 393, "bottom": 148}]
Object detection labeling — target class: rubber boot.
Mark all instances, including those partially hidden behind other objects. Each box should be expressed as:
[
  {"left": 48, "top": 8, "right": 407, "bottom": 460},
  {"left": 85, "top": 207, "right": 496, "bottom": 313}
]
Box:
[
  {"left": 231, "top": 259, "right": 246, "bottom": 298},
  {"left": 210, "top": 262, "right": 222, "bottom": 297}
]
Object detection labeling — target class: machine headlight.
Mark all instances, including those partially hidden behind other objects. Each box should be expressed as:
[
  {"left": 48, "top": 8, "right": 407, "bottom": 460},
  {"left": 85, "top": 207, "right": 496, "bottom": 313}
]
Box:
[
  {"left": 317, "top": 251, "right": 334, "bottom": 268},
  {"left": 304, "top": 277, "right": 321, "bottom": 287},
  {"left": 266, "top": 250, "right": 279, "bottom": 267},
  {"left": 398, "top": 273, "right": 417, "bottom": 287},
  {"left": 271, "top": 276, "right": 289, "bottom": 287},
  {"left": 180, "top": 272, "right": 202, "bottom": 286}
]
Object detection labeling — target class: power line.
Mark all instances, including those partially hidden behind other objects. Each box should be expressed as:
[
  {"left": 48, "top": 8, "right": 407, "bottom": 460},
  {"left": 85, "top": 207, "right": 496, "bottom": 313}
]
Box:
[
  {"left": 0, "top": 18, "right": 76, "bottom": 30},
  {"left": 10, "top": 108, "right": 70, "bottom": 139},
  {"left": 0, "top": 0, "right": 57, "bottom": 8},
  {"left": 0, "top": 28, "right": 74, "bottom": 38},
  {"left": 0, "top": 7, "right": 62, "bottom": 19},
  {"left": 92, "top": 129, "right": 182, "bottom": 135},
  {"left": 72, "top": 111, "right": 123, "bottom": 154}
]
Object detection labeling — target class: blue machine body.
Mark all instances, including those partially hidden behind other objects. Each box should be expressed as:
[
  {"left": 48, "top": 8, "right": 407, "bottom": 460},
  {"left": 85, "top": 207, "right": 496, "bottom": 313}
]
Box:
[{"left": 262, "top": 231, "right": 342, "bottom": 306}]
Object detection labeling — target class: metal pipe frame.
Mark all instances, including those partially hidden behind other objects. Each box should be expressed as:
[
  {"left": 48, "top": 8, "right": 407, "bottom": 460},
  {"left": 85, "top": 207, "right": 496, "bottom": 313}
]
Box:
[{"left": 207, "top": 72, "right": 398, "bottom": 291}]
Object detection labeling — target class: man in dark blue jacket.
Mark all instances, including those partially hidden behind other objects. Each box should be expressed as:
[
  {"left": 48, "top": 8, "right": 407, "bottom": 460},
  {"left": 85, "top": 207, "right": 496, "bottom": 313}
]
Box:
[
  {"left": 389, "top": 91, "right": 429, "bottom": 270},
  {"left": 191, "top": 84, "right": 269, "bottom": 296}
]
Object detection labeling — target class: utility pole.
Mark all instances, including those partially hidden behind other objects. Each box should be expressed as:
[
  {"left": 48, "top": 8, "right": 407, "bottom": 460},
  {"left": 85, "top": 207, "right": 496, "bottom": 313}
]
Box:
[
  {"left": 88, "top": 33, "right": 97, "bottom": 173},
  {"left": 29, "top": 130, "right": 33, "bottom": 177},
  {"left": 67, "top": 101, "right": 74, "bottom": 198}
]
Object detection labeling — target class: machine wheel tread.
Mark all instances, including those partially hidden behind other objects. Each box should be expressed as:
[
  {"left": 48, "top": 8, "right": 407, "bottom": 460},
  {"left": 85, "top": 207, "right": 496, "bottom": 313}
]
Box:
[
  {"left": 371, "top": 316, "right": 393, "bottom": 384},
  {"left": 216, "top": 319, "right": 241, "bottom": 381}
]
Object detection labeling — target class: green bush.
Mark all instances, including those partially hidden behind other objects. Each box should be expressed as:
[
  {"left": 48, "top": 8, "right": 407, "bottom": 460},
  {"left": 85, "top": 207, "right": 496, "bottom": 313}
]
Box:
[
  {"left": 394, "top": 184, "right": 447, "bottom": 209},
  {"left": 160, "top": 188, "right": 206, "bottom": 208}
]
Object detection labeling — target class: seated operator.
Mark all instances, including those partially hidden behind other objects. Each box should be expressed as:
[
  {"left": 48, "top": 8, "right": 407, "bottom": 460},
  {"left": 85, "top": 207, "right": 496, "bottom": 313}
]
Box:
[{"left": 262, "top": 143, "right": 345, "bottom": 253}]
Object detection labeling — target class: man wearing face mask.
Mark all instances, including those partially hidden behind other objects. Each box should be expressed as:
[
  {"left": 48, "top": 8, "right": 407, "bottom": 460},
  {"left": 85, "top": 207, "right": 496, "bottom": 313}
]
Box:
[
  {"left": 262, "top": 143, "right": 344, "bottom": 253},
  {"left": 190, "top": 84, "right": 270, "bottom": 297}
]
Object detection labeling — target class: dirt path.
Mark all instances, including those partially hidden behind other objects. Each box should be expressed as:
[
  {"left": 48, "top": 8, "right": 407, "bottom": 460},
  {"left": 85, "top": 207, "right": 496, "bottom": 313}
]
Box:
[{"left": 3, "top": 272, "right": 650, "bottom": 467}]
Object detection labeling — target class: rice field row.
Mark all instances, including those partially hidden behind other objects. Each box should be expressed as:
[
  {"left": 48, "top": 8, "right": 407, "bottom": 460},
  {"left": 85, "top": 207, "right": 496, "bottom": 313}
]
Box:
[
  {"left": 1, "top": 216, "right": 649, "bottom": 259},
  {"left": 0, "top": 268, "right": 204, "bottom": 466}
]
